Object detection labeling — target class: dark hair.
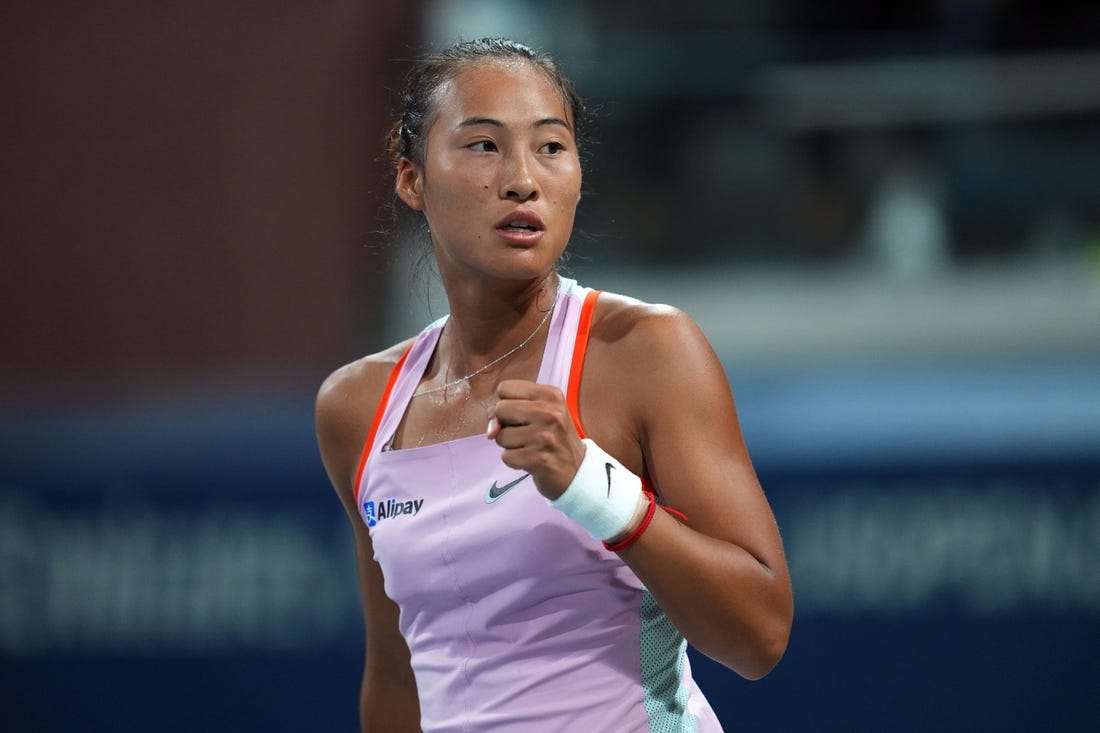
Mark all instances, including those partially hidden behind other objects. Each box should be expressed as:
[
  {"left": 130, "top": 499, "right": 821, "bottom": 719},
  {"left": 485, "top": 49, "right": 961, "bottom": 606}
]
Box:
[{"left": 385, "top": 37, "right": 586, "bottom": 170}]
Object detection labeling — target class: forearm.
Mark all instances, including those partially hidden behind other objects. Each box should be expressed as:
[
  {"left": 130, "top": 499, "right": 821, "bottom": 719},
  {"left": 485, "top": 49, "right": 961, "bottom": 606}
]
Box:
[
  {"left": 544, "top": 436, "right": 792, "bottom": 678},
  {"left": 616, "top": 507, "right": 793, "bottom": 680}
]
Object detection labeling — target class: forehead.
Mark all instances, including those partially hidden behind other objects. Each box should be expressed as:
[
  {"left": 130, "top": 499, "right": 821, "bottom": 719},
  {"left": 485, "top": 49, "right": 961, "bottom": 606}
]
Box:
[{"left": 432, "top": 60, "right": 573, "bottom": 131}]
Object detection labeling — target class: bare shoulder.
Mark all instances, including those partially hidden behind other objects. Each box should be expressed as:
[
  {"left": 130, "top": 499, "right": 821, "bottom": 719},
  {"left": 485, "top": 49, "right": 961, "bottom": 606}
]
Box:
[
  {"left": 584, "top": 292, "right": 761, "bottom": 539},
  {"left": 588, "top": 291, "right": 715, "bottom": 366},
  {"left": 315, "top": 339, "right": 414, "bottom": 502},
  {"left": 316, "top": 339, "right": 413, "bottom": 421},
  {"left": 579, "top": 291, "right": 728, "bottom": 472}
]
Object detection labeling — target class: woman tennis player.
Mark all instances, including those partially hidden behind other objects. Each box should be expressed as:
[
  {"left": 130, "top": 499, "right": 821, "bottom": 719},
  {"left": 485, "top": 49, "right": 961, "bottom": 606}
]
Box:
[{"left": 316, "top": 37, "right": 793, "bottom": 732}]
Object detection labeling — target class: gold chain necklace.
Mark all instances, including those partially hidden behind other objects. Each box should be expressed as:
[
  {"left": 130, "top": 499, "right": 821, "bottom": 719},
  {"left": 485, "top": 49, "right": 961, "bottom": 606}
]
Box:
[{"left": 411, "top": 288, "right": 557, "bottom": 399}]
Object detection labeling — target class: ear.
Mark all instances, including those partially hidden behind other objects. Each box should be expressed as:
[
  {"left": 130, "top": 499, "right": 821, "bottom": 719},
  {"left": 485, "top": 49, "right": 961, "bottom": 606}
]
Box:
[{"left": 395, "top": 158, "right": 426, "bottom": 211}]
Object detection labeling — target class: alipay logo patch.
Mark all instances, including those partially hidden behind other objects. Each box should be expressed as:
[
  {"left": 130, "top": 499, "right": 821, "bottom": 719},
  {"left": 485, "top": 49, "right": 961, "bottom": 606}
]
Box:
[{"left": 362, "top": 498, "right": 424, "bottom": 528}]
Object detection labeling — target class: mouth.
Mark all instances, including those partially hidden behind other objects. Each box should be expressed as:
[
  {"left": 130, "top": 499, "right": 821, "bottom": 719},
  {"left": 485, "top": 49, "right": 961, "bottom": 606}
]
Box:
[
  {"left": 501, "top": 221, "right": 540, "bottom": 232},
  {"left": 495, "top": 211, "right": 545, "bottom": 233},
  {"left": 494, "top": 211, "right": 546, "bottom": 246}
]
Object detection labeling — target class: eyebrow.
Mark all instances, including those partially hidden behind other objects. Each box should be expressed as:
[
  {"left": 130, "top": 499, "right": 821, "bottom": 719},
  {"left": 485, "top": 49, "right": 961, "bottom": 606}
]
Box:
[{"left": 456, "top": 116, "right": 573, "bottom": 133}]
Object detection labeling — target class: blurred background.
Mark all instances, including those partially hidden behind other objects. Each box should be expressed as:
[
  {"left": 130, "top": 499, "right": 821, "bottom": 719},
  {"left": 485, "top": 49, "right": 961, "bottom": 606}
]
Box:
[{"left": 2, "top": 1, "right": 1098, "bottom": 731}]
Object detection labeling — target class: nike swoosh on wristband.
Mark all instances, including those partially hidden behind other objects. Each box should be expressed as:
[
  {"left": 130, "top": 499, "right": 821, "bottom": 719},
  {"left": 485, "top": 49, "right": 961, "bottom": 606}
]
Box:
[
  {"left": 485, "top": 473, "right": 530, "bottom": 503},
  {"left": 605, "top": 463, "right": 614, "bottom": 496}
]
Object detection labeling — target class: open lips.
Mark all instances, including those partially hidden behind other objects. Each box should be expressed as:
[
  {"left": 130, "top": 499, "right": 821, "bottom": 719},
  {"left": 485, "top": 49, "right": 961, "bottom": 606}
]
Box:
[{"left": 496, "top": 211, "right": 544, "bottom": 233}]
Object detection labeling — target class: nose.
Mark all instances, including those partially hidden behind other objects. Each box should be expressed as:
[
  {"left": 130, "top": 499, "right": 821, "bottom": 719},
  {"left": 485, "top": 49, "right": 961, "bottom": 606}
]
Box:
[{"left": 500, "top": 150, "right": 539, "bottom": 202}]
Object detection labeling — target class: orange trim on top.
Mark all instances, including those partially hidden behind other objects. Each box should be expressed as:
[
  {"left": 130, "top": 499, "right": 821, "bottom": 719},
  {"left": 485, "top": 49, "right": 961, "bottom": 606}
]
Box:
[
  {"left": 353, "top": 345, "right": 412, "bottom": 504},
  {"left": 566, "top": 289, "right": 602, "bottom": 439},
  {"left": 564, "top": 289, "right": 686, "bottom": 525}
]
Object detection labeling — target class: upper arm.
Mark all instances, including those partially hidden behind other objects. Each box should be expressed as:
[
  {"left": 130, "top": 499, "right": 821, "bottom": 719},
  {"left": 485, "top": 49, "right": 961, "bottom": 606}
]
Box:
[
  {"left": 315, "top": 347, "right": 420, "bottom": 728},
  {"left": 584, "top": 300, "right": 787, "bottom": 573}
]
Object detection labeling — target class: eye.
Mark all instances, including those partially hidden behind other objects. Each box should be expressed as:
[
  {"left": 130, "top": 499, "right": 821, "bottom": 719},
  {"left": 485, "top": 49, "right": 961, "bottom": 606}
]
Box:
[
  {"left": 468, "top": 140, "right": 498, "bottom": 153},
  {"left": 539, "top": 141, "right": 567, "bottom": 155}
]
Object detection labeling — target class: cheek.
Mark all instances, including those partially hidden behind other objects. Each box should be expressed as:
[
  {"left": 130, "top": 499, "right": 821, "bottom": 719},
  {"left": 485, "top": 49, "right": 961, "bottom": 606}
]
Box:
[
  {"left": 556, "top": 180, "right": 583, "bottom": 212},
  {"left": 424, "top": 175, "right": 479, "bottom": 218},
  {"left": 559, "top": 168, "right": 582, "bottom": 207}
]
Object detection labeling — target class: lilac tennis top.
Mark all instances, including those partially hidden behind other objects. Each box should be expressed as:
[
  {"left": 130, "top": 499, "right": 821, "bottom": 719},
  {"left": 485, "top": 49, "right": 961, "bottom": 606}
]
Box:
[{"left": 355, "top": 278, "right": 723, "bottom": 732}]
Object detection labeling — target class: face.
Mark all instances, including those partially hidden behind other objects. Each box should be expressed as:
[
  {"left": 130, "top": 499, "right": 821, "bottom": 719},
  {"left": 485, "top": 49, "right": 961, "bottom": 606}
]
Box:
[{"left": 395, "top": 61, "right": 582, "bottom": 286}]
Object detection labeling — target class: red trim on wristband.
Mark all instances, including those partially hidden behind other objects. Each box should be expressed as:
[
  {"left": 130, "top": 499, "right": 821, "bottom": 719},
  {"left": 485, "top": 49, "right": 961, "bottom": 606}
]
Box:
[{"left": 603, "top": 491, "right": 657, "bottom": 553}]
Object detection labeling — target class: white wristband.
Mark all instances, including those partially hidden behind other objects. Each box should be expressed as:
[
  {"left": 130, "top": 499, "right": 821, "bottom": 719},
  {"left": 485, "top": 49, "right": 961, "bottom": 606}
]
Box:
[{"left": 548, "top": 438, "right": 644, "bottom": 541}]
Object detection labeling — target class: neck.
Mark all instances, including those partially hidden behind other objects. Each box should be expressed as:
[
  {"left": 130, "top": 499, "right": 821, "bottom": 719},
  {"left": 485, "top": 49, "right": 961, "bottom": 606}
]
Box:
[
  {"left": 439, "top": 272, "right": 560, "bottom": 365},
  {"left": 418, "top": 270, "right": 558, "bottom": 391}
]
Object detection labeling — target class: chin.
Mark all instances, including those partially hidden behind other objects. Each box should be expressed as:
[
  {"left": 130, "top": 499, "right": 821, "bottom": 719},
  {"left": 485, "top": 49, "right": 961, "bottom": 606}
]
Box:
[{"left": 486, "top": 250, "right": 561, "bottom": 280}]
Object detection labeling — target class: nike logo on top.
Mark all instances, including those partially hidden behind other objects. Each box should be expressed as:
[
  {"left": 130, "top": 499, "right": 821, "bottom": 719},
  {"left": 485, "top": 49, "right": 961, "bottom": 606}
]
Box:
[{"left": 485, "top": 473, "right": 530, "bottom": 504}]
